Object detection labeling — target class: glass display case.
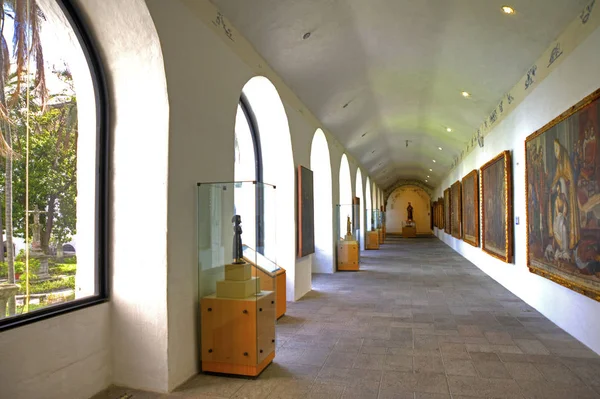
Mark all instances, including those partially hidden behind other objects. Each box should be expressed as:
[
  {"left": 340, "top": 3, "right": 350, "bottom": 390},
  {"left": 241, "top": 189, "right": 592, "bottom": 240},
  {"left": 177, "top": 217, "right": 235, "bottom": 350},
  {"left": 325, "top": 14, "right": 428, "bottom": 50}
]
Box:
[
  {"left": 366, "top": 208, "right": 380, "bottom": 250},
  {"left": 197, "top": 181, "right": 277, "bottom": 377},
  {"left": 336, "top": 204, "right": 360, "bottom": 271}
]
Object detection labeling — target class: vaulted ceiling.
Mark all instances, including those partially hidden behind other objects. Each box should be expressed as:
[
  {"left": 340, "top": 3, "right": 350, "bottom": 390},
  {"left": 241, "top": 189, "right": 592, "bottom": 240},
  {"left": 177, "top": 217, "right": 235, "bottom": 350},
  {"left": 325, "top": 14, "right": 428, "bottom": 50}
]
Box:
[{"left": 211, "top": 0, "right": 589, "bottom": 190}]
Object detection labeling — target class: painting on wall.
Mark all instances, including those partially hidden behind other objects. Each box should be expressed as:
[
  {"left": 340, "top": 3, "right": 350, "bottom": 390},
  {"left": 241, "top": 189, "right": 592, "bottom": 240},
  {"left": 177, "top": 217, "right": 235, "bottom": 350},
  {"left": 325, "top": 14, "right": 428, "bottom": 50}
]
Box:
[
  {"left": 451, "top": 181, "right": 462, "bottom": 239},
  {"left": 297, "top": 165, "right": 315, "bottom": 257},
  {"left": 481, "top": 150, "right": 513, "bottom": 263},
  {"left": 444, "top": 188, "right": 451, "bottom": 234},
  {"left": 438, "top": 197, "right": 444, "bottom": 230},
  {"left": 462, "top": 170, "right": 480, "bottom": 247},
  {"left": 525, "top": 89, "right": 600, "bottom": 301},
  {"left": 432, "top": 201, "right": 438, "bottom": 227}
]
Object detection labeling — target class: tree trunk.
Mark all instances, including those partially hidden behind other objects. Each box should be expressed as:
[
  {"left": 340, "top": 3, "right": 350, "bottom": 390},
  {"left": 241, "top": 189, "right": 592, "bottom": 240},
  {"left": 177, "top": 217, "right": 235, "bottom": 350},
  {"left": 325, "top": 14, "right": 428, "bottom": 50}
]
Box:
[
  {"left": 42, "top": 195, "right": 56, "bottom": 254},
  {"left": 5, "top": 124, "right": 15, "bottom": 315}
]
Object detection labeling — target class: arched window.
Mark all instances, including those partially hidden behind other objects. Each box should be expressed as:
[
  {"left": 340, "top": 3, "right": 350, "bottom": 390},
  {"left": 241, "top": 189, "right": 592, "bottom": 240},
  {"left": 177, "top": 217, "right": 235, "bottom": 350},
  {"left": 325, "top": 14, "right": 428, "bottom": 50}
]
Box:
[
  {"left": 0, "top": 0, "right": 108, "bottom": 330},
  {"left": 234, "top": 95, "right": 264, "bottom": 252}
]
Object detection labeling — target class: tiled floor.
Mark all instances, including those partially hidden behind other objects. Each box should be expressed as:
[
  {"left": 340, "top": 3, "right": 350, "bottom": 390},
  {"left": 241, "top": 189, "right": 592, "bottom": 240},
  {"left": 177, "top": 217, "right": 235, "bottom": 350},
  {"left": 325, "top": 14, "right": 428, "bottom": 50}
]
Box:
[{"left": 93, "top": 237, "right": 600, "bottom": 399}]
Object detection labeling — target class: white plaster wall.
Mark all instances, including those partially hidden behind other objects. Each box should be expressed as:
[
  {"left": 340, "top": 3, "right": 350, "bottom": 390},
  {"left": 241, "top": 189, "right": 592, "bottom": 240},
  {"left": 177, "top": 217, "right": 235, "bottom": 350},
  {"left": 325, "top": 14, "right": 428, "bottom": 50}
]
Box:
[
  {"left": 434, "top": 25, "right": 600, "bottom": 356},
  {"left": 0, "top": 305, "right": 110, "bottom": 399}
]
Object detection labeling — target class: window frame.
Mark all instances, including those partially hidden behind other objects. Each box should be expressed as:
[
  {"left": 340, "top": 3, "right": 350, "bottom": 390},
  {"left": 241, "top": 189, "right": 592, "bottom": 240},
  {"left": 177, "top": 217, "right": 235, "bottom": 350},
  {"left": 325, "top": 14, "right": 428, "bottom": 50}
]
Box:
[
  {"left": 0, "top": 0, "right": 109, "bottom": 332},
  {"left": 238, "top": 94, "right": 266, "bottom": 254}
]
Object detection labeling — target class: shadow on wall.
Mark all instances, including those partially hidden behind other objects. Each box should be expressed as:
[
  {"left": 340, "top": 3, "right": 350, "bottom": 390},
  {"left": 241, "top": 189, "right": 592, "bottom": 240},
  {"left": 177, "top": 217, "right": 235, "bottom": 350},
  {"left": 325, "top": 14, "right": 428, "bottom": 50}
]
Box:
[{"left": 387, "top": 185, "right": 431, "bottom": 234}]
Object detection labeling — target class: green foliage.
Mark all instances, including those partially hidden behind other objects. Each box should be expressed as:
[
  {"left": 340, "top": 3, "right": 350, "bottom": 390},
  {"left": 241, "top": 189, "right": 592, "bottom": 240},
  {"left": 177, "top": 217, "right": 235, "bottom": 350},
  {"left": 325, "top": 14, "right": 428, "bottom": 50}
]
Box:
[
  {"left": 61, "top": 256, "right": 77, "bottom": 264},
  {"left": 17, "top": 276, "right": 75, "bottom": 295},
  {"left": 50, "top": 263, "right": 77, "bottom": 276},
  {"left": 0, "top": 260, "right": 39, "bottom": 277}
]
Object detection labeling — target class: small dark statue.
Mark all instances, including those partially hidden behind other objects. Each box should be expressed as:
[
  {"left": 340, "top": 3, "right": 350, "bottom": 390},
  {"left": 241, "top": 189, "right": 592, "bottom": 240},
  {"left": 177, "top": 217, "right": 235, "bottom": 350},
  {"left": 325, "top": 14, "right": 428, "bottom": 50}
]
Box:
[{"left": 232, "top": 214, "right": 244, "bottom": 264}]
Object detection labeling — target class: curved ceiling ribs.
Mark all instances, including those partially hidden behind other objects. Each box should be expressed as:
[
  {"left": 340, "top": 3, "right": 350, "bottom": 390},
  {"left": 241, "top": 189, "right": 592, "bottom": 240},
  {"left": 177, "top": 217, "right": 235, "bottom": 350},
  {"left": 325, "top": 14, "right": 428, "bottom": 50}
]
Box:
[{"left": 211, "top": 0, "right": 591, "bottom": 190}]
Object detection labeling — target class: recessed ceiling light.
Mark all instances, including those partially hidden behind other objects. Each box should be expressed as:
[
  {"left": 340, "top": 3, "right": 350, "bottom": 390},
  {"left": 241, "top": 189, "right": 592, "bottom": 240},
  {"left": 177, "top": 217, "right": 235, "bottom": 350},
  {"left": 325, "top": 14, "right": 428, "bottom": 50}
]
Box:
[
  {"left": 303, "top": 32, "right": 311, "bottom": 40},
  {"left": 438, "top": 147, "right": 443, "bottom": 151},
  {"left": 433, "top": 160, "right": 436, "bottom": 163},
  {"left": 425, "top": 180, "right": 428, "bottom": 182},
  {"left": 446, "top": 127, "right": 452, "bottom": 132},
  {"left": 461, "top": 91, "right": 471, "bottom": 98},
  {"left": 427, "top": 175, "right": 430, "bottom": 178},
  {"left": 501, "top": 6, "right": 515, "bottom": 14},
  {"left": 429, "top": 168, "right": 433, "bottom": 172}
]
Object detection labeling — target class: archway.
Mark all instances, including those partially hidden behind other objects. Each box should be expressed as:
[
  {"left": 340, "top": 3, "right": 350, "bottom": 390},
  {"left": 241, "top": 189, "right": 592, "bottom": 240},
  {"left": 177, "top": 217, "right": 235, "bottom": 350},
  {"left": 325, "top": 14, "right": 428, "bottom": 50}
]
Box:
[
  {"left": 310, "top": 129, "right": 334, "bottom": 273},
  {"left": 242, "top": 76, "right": 297, "bottom": 300},
  {"left": 338, "top": 155, "right": 352, "bottom": 240},
  {"left": 387, "top": 185, "right": 432, "bottom": 235},
  {"left": 365, "top": 177, "right": 372, "bottom": 231},
  {"left": 355, "top": 169, "right": 365, "bottom": 250}
]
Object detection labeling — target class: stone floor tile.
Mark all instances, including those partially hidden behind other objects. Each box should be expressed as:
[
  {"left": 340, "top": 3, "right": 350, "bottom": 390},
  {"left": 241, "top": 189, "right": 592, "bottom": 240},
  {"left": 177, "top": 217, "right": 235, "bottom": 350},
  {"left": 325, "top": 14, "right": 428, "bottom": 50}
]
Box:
[
  {"left": 517, "top": 380, "right": 599, "bottom": 399},
  {"left": 443, "top": 359, "right": 478, "bottom": 376},
  {"left": 353, "top": 353, "right": 385, "bottom": 370},
  {"left": 472, "top": 360, "right": 511, "bottom": 379},
  {"left": 534, "top": 363, "right": 583, "bottom": 384},
  {"left": 513, "top": 339, "right": 551, "bottom": 355},
  {"left": 413, "top": 356, "right": 445, "bottom": 374},
  {"left": 503, "top": 362, "right": 544, "bottom": 381},
  {"left": 384, "top": 354, "right": 413, "bottom": 372}
]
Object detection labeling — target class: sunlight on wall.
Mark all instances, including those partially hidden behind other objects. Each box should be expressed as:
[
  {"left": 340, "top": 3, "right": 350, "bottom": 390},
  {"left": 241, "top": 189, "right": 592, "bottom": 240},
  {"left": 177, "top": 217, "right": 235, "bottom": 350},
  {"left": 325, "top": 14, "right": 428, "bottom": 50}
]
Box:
[
  {"left": 338, "top": 155, "right": 352, "bottom": 239},
  {"left": 310, "top": 129, "right": 333, "bottom": 273},
  {"left": 355, "top": 169, "right": 364, "bottom": 250},
  {"left": 242, "top": 76, "right": 295, "bottom": 300}
]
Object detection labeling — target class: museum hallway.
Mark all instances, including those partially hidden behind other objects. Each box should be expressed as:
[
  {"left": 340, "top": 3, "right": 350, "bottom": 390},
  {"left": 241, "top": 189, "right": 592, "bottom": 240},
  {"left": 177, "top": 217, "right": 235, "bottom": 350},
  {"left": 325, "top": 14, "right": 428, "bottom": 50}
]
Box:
[{"left": 94, "top": 238, "right": 600, "bottom": 399}]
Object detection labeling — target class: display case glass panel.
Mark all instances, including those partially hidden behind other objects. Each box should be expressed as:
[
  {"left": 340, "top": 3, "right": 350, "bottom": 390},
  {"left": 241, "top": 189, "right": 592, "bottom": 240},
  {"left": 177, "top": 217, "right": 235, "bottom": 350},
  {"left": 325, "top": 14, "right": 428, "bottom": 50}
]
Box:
[{"left": 197, "top": 181, "right": 277, "bottom": 375}]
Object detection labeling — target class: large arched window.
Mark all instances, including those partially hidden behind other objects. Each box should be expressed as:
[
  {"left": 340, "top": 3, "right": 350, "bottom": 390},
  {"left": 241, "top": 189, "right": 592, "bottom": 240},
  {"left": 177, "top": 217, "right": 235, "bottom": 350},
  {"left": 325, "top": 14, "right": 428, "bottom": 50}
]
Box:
[
  {"left": 234, "top": 95, "right": 263, "bottom": 252},
  {"left": 338, "top": 155, "right": 352, "bottom": 238},
  {"left": 366, "top": 177, "right": 372, "bottom": 230},
  {"left": 0, "top": 0, "right": 108, "bottom": 329}
]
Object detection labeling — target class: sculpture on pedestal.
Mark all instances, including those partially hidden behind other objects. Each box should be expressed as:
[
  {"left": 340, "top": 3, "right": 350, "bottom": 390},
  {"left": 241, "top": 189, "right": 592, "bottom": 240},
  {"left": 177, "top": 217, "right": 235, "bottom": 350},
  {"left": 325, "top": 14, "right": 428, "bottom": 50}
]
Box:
[
  {"left": 344, "top": 216, "right": 353, "bottom": 240},
  {"left": 407, "top": 202, "right": 414, "bottom": 222},
  {"left": 232, "top": 215, "right": 244, "bottom": 264}
]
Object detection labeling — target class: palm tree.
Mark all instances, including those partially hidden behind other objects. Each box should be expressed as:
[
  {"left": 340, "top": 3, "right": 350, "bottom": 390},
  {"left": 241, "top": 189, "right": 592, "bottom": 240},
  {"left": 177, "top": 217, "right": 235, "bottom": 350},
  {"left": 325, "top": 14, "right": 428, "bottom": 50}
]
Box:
[{"left": 0, "top": 0, "right": 46, "bottom": 316}]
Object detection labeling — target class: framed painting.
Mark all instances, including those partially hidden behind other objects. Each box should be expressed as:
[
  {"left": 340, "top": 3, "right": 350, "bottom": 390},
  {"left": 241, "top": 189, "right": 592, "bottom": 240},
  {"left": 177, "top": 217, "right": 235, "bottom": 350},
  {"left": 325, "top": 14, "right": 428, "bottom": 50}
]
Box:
[
  {"left": 462, "top": 170, "right": 480, "bottom": 247},
  {"left": 525, "top": 88, "right": 600, "bottom": 301},
  {"left": 481, "top": 150, "right": 513, "bottom": 263},
  {"left": 297, "top": 165, "right": 315, "bottom": 257},
  {"left": 438, "top": 197, "right": 444, "bottom": 230},
  {"left": 432, "top": 201, "right": 438, "bottom": 227},
  {"left": 451, "top": 181, "right": 462, "bottom": 239},
  {"left": 444, "top": 188, "right": 451, "bottom": 234}
]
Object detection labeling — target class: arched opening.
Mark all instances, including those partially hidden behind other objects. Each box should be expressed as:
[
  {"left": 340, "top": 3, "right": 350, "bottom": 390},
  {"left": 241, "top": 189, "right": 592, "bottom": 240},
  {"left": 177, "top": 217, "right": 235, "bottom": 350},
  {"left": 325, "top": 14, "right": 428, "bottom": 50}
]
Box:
[
  {"left": 234, "top": 98, "right": 262, "bottom": 251},
  {"left": 355, "top": 169, "right": 365, "bottom": 250},
  {"left": 241, "top": 76, "right": 297, "bottom": 300},
  {"left": 338, "top": 155, "right": 352, "bottom": 239},
  {"left": 387, "top": 185, "right": 432, "bottom": 235},
  {"left": 310, "top": 129, "right": 333, "bottom": 273},
  {"left": 365, "top": 177, "right": 372, "bottom": 231}
]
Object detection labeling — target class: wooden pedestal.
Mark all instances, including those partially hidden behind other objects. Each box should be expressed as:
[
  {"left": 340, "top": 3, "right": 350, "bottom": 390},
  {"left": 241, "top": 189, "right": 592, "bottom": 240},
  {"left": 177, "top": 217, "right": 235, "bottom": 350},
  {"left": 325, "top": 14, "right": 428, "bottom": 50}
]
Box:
[
  {"left": 252, "top": 267, "right": 287, "bottom": 319},
  {"left": 200, "top": 291, "right": 276, "bottom": 377},
  {"left": 366, "top": 230, "right": 380, "bottom": 250},
  {"left": 337, "top": 240, "right": 359, "bottom": 271},
  {"left": 402, "top": 226, "right": 417, "bottom": 238}
]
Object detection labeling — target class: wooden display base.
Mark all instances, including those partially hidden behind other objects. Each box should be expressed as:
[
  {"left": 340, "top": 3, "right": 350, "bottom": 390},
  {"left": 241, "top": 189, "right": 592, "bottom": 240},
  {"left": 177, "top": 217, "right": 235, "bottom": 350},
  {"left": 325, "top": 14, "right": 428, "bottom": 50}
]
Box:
[
  {"left": 378, "top": 228, "right": 384, "bottom": 244},
  {"left": 200, "top": 291, "right": 276, "bottom": 377},
  {"left": 252, "top": 267, "right": 287, "bottom": 319},
  {"left": 366, "top": 230, "right": 380, "bottom": 250},
  {"left": 337, "top": 240, "right": 359, "bottom": 271},
  {"left": 402, "top": 226, "right": 417, "bottom": 238},
  {"left": 202, "top": 352, "right": 274, "bottom": 377}
]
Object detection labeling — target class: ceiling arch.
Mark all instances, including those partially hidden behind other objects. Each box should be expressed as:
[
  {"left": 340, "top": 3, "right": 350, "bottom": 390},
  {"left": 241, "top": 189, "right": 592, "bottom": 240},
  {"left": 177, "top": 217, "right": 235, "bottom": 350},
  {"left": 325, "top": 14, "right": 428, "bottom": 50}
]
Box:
[{"left": 212, "top": 0, "right": 590, "bottom": 190}]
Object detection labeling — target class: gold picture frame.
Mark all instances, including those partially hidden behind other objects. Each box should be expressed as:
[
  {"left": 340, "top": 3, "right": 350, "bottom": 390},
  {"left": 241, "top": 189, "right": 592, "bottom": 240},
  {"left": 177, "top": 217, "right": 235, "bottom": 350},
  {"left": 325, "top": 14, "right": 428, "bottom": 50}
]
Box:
[
  {"left": 480, "top": 150, "right": 513, "bottom": 263},
  {"left": 438, "top": 197, "right": 444, "bottom": 230},
  {"left": 451, "top": 181, "right": 462, "bottom": 239},
  {"left": 444, "top": 188, "right": 451, "bottom": 235},
  {"left": 525, "top": 88, "right": 600, "bottom": 302},
  {"left": 462, "top": 170, "right": 480, "bottom": 247}
]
